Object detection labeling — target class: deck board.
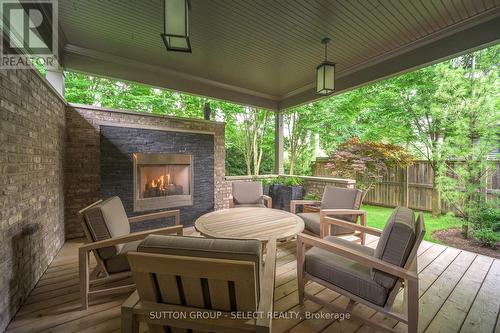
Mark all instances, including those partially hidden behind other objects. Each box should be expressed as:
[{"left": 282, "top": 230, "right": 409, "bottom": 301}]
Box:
[{"left": 5, "top": 231, "right": 499, "bottom": 333}]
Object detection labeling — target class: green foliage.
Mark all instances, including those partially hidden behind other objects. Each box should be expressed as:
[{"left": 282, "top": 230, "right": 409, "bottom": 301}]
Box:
[
  {"left": 435, "top": 46, "right": 500, "bottom": 234},
  {"left": 473, "top": 229, "right": 500, "bottom": 248},
  {"left": 304, "top": 193, "right": 321, "bottom": 201},
  {"left": 268, "top": 176, "right": 303, "bottom": 186}
]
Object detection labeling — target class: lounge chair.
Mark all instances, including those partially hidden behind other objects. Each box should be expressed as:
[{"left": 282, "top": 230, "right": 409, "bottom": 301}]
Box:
[
  {"left": 121, "top": 234, "right": 277, "bottom": 333},
  {"left": 297, "top": 206, "right": 425, "bottom": 333},
  {"left": 229, "top": 181, "right": 272, "bottom": 208},
  {"left": 78, "top": 196, "right": 183, "bottom": 309},
  {"left": 290, "top": 185, "right": 365, "bottom": 242}
]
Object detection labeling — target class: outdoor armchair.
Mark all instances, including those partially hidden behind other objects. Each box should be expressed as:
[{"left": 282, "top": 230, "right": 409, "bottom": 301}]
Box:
[
  {"left": 78, "top": 196, "right": 183, "bottom": 309},
  {"left": 229, "top": 180, "right": 272, "bottom": 208},
  {"left": 297, "top": 206, "right": 425, "bottom": 333},
  {"left": 121, "top": 234, "right": 277, "bottom": 333},
  {"left": 290, "top": 185, "right": 365, "bottom": 243}
]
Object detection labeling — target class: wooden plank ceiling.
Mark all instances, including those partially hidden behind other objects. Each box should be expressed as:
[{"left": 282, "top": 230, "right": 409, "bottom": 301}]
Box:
[{"left": 59, "top": 0, "right": 500, "bottom": 110}]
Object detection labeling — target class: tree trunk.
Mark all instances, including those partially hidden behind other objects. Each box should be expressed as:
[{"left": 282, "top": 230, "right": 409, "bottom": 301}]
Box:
[{"left": 431, "top": 185, "right": 441, "bottom": 217}]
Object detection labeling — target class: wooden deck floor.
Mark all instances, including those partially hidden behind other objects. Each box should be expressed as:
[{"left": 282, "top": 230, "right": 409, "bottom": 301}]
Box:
[{"left": 6, "top": 231, "right": 500, "bottom": 333}]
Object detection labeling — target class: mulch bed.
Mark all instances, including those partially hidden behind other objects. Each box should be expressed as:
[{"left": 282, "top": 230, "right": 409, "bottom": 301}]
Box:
[{"left": 433, "top": 228, "right": 500, "bottom": 259}]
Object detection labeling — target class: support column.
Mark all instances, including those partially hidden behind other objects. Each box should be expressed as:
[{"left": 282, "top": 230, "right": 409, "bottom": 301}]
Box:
[
  {"left": 45, "top": 64, "right": 64, "bottom": 96},
  {"left": 274, "top": 111, "right": 284, "bottom": 175}
]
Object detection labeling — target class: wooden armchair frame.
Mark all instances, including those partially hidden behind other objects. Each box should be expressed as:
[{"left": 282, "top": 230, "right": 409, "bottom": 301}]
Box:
[
  {"left": 228, "top": 194, "right": 272, "bottom": 208},
  {"left": 122, "top": 237, "right": 277, "bottom": 333},
  {"left": 78, "top": 200, "right": 183, "bottom": 310},
  {"left": 290, "top": 200, "right": 367, "bottom": 244},
  {"left": 297, "top": 214, "right": 425, "bottom": 333}
]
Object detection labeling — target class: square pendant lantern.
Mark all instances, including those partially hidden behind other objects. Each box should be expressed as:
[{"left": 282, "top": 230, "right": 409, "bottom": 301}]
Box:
[
  {"left": 316, "top": 38, "right": 335, "bottom": 95},
  {"left": 316, "top": 61, "right": 335, "bottom": 95},
  {"left": 161, "top": 0, "right": 191, "bottom": 53}
]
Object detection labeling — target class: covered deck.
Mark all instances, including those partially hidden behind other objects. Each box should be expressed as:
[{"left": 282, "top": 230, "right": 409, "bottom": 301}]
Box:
[{"left": 6, "top": 231, "right": 500, "bottom": 333}]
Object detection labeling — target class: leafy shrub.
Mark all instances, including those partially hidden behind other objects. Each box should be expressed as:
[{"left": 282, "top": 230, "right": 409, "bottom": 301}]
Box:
[
  {"left": 469, "top": 204, "right": 500, "bottom": 231},
  {"left": 304, "top": 193, "right": 321, "bottom": 201},
  {"left": 473, "top": 229, "right": 500, "bottom": 248},
  {"left": 268, "top": 176, "right": 304, "bottom": 186},
  {"left": 284, "top": 176, "right": 304, "bottom": 186}
]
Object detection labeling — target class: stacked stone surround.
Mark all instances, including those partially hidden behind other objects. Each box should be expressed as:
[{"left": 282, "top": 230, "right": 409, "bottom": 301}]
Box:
[
  {"left": 0, "top": 68, "right": 66, "bottom": 332},
  {"left": 100, "top": 125, "right": 215, "bottom": 230},
  {"left": 65, "top": 104, "right": 226, "bottom": 239}
]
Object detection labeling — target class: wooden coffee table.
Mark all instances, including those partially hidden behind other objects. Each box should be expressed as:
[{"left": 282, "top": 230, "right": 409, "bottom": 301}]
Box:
[{"left": 195, "top": 207, "right": 305, "bottom": 243}]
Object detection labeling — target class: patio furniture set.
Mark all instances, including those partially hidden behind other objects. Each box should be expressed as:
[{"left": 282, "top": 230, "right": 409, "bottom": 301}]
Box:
[{"left": 78, "top": 181, "right": 424, "bottom": 333}]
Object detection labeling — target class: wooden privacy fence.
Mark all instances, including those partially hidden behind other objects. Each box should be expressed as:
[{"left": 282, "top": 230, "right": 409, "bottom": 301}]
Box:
[{"left": 314, "top": 159, "right": 500, "bottom": 213}]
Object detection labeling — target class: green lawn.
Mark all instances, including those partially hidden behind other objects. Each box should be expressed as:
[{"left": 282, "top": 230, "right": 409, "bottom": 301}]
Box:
[{"left": 362, "top": 204, "right": 462, "bottom": 243}]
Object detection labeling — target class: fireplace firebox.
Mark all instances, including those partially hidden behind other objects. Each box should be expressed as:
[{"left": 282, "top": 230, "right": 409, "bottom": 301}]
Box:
[{"left": 133, "top": 153, "right": 193, "bottom": 211}]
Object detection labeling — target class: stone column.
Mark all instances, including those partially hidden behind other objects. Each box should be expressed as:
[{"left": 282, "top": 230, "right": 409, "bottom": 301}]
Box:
[{"left": 275, "top": 111, "right": 284, "bottom": 174}]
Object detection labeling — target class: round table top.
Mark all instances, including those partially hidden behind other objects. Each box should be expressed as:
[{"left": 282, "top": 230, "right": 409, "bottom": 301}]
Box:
[{"left": 195, "top": 207, "right": 305, "bottom": 242}]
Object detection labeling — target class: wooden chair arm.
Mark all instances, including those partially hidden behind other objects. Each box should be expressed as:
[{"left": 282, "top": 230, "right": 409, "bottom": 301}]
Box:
[
  {"left": 320, "top": 208, "right": 366, "bottom": 216},
  {"left": 262, "top": 195, "right": 272, "bottom": 208},
  {"left": 290, "top": 200, "right": 321, "bottom": 213},
  {"left": 80, "top": 225, "right": 183, "bottom": 252},
  {"left": 128, "top": 209, "right": 180, "bottom": 225},
  {"left": 297, "top": 233, "right": 417, "bottom": 281},
  {"left": 122, "top": 290, "right": 140, "bottom": 310},
  {"left": 321, "top": 215, "right": 382, "bottom": 237},
  {"left": 257, "top": 237, "right": 277, "bottom": 330}
]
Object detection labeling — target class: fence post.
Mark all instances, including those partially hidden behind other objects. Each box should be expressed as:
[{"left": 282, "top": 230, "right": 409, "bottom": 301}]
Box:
[{"left": 406, "top": 166, "right": 409, "bottom": 207}]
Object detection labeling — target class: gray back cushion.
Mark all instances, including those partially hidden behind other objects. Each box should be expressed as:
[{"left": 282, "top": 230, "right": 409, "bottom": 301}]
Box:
[
  {"left": 232, "top": 181, "right": 263, "bottom": 205},
  {"left": 82, "top": 196, "right": 130, "bottom": 260},
  {"left": 371, "top": 207, "right": 416, "bottom": 289},
  {"left": 138, "top": 234, "right": 263, "bottom": 298},
  {"left": 321, "top": 186, "right": 363, "bottom": 222}
]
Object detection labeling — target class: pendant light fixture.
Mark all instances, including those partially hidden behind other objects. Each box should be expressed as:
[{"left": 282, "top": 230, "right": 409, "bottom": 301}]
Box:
[
  {"left": 316, "top": 37, "right": 335, "bottom": 95},
  {"left": 161, "top": 0, "right": 191, "bottom": 53}
]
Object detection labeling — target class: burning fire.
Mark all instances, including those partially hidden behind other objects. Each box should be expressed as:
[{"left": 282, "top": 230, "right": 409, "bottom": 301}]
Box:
[{"left": 149, "top": 174, "right": 173, "bottom": 190}]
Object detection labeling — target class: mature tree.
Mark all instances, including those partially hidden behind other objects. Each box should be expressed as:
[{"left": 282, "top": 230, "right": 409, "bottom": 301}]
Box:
[
  {"left": 436, "top": 47, "right": 500, "bottom": 236},
  {"left": 284, "top": 106, "right": 316, "bottom": 175}
]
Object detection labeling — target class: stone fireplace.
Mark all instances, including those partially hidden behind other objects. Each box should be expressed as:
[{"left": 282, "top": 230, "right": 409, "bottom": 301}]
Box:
[{"left": 133, "top": 153, "right": 193, "bottom": 211}]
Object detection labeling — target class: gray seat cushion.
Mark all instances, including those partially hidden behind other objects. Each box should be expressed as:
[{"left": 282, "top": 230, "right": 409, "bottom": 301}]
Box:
[
  {"left": 82, "top": 196, "right": 130, "bottom": 260},
  {"left": 138, "top": 235, "right": 263, "bottom": 289},
  {"left": 235, "top": 203, "right": 266, "bottom": 208},
  {"left": 298, "top": 212, "right": 356, "bottom": 236},
  {"left": 371, "top": 207, "right": 416, "bottom": 289},
  {"left": 305, "top": 236, "right": 388, "bottom": 306},
  {"left": 321, "top": 186, "right": 363, "bottom": 234},
  {"left": 104, "top": 240, "right": 141, "bottom": 274},
  {"left": 232, "top": 181, "right": 263, "bottom": 205}
]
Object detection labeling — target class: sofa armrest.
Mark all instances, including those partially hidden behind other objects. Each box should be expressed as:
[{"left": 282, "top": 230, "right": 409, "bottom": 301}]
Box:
[
  {"left": 262, "top": 195, "right": 272, "bottom": 208},
  {"left": 257, "top": 237, "right": 277, "bottom": 330},
  {"left": 79, "top": 225, "right": 183, "bottom": 252},
  {"left": 297, "top": 233, "right": 416, "bottom": 281},
  {"left": 228, "top": 196, "right": 234, "bottom": 208},
  {"left": 290, "top": 200, "right": 321, "bottom": 213},
  {"left": 129, "top": 209, "right": 180, "bottom": 225}
]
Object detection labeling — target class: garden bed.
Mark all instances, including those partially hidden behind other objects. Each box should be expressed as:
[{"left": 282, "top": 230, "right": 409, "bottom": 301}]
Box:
[{"left": 433, "top": 228, "right": 500, "bottom": 259}]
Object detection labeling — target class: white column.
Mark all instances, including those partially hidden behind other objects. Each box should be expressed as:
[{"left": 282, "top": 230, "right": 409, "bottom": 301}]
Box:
[
  {"left": 45, "top": 64, "right": 64, "bottom": 96},
  {"left": 275, "top": 111, "right": 284, "bottom": 175}
]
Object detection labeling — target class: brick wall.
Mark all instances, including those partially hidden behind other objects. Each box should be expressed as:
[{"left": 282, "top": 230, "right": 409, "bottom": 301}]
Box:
[
  {"left": 65, "top": 104, "right": 227, "bottom": 239},
  {"left": 0, "top": 69, "right": 66, "bottom": 331}
]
